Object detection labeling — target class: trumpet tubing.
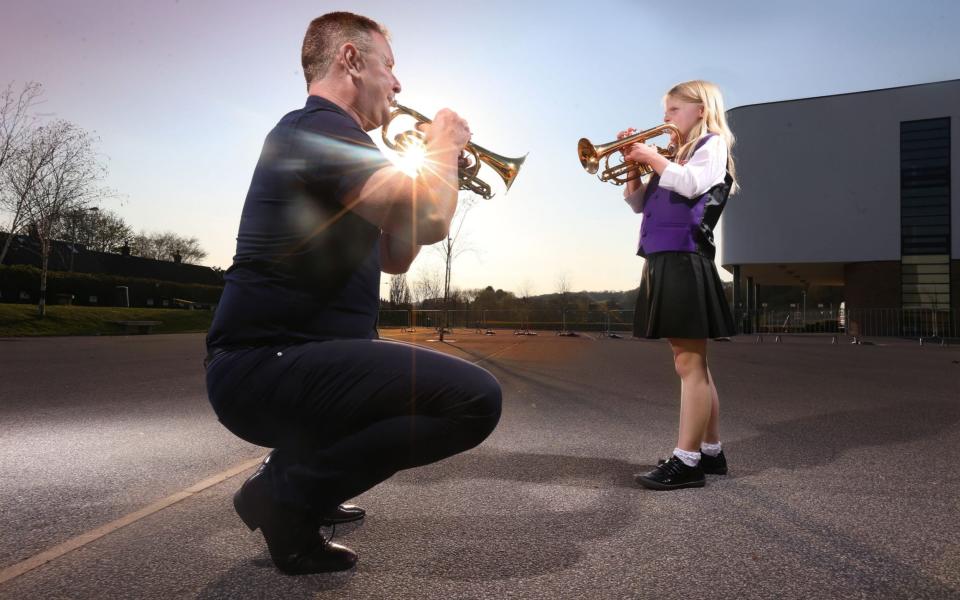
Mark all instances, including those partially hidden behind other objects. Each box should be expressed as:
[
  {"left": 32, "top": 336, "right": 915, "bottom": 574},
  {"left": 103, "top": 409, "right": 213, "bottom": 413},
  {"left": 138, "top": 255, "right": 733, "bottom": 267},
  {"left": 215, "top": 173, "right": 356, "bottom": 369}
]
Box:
[{"left": 382, "top": 103, "right": 526, "bottom": 199}]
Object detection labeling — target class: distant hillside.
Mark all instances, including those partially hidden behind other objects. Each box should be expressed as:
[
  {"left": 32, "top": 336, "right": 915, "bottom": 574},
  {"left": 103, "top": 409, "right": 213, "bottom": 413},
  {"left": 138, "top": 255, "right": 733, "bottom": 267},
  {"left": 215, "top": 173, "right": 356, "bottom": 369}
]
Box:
[{"left": 533, "top": 288, "right": 641, "bottom": 310}]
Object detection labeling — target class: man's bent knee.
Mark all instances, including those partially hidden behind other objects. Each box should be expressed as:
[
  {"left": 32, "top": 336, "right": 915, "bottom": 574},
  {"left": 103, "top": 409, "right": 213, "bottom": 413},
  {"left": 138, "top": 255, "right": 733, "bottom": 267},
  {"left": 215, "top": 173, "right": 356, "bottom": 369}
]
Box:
[{"left": 460, "top": 369, "right": 502, "bottom": 446}]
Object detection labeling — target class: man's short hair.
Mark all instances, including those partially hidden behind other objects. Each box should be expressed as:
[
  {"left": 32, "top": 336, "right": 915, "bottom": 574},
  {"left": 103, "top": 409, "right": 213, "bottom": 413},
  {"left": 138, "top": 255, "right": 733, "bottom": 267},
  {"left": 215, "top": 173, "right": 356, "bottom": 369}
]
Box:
[{"left": 302, "top": 12, "right": 388, "bottom": 85}]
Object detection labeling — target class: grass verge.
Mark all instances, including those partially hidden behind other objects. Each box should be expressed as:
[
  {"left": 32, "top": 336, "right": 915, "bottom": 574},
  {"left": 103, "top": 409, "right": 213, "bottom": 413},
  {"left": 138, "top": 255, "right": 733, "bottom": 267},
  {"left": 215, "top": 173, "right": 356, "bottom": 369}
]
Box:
[{"left": 0, "top": 303, "right": 213, "bottom": 336}]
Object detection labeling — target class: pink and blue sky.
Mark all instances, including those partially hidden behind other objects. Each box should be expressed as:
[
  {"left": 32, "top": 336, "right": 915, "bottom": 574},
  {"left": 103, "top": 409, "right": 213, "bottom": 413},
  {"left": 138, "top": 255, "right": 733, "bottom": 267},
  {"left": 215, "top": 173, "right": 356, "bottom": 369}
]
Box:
[{"left": 2, "top": 0, "right": 959, "bottom": 296}]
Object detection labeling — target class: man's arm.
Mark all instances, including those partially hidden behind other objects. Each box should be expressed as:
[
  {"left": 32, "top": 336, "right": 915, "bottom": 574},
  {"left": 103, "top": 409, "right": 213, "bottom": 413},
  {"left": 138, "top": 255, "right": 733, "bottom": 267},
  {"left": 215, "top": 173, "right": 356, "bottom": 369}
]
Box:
[{"left": 379, "top": 231, "right": 422, "bottom": 274}]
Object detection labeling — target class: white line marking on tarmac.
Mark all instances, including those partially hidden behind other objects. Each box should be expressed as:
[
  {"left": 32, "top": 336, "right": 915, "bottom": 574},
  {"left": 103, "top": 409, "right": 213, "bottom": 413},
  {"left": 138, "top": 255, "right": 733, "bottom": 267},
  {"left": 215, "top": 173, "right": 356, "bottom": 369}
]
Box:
[
  {"left": 0, "top": 455, "right": 267, "bottom": 586},
  {"left": 473, "top": 341, "right": 525, "bottom": 365}
]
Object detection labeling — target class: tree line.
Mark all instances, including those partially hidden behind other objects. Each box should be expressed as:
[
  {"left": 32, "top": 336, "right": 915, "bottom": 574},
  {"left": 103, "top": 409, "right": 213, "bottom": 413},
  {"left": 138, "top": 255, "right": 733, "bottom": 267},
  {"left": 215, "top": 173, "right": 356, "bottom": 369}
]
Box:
[
  {"left": 386, "top": 271, "right": 643, "bottom": 314},
  {"left": 0, "top": 81, "right": 207, "bottom": 315},
  {"left": 48, "top": 208, "right": 206, "bottom": 263}
]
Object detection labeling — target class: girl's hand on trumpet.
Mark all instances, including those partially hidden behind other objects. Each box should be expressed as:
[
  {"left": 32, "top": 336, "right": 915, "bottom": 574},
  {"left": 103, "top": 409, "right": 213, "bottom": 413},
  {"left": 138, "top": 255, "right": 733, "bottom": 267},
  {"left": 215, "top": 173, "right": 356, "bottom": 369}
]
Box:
[
  {"left": 617, "top": 128, "right": 646, "bottom": 198},
  {"left": 616, "top": 127, "right": 639, "bottom": 159},
  {"left": 624, "top": 142, "right": 670, "bottom": 176}
]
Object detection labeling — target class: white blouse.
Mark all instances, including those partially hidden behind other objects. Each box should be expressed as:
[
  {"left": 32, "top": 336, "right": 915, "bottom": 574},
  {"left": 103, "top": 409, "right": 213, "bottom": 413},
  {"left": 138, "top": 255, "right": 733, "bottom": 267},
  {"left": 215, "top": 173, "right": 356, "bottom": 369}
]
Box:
[{"left": 623, "top": 134, "right": 728, "bottom": 212}]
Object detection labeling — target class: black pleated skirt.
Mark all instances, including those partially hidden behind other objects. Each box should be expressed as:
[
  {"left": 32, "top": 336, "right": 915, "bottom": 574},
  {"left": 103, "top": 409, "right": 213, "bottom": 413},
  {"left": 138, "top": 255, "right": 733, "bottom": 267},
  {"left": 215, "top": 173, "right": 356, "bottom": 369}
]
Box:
[{"left": 633, "top": 252, "right": 736, "bottom": 339}]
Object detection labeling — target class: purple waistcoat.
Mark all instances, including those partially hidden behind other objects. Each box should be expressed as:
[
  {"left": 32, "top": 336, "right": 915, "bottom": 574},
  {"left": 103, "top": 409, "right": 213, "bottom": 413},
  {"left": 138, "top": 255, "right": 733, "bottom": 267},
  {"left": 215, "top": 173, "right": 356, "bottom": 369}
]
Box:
[{"left": 638, "top": 134, "right": 732, "bottom": 260}]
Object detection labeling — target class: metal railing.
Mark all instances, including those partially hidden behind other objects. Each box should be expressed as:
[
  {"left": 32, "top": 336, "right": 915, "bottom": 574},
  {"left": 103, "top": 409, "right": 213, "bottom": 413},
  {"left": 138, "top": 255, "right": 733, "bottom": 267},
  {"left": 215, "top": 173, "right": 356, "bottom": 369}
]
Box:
[
  {"left": 381, "top": 306, "right": 957, "bottom": 345},
  {"left": 742, "top": 306, "right": 956, "bottom": 344},
  {"left": 376, "top": 308, "right": 637, "bottom": 335}
]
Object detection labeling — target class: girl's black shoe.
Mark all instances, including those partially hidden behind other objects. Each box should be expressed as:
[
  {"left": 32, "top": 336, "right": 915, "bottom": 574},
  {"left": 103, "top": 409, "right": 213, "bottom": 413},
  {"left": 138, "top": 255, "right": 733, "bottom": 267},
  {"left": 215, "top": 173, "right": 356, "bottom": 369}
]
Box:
[
  {"left": 657, "top": 450, "right": 728, "bottom": 475},
  {"left": 636, "top": 455, "right": 705, "bottom": 490},
  {"left": 700, "top": 450, "right": 728, "bottom": 475}
]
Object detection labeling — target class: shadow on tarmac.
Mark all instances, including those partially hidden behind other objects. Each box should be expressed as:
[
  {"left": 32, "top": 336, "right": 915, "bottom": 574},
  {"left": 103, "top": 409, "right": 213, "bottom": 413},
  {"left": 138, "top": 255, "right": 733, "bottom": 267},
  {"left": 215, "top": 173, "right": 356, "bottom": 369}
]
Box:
[{"left": 727, "top": 400, "right": 960, "bottom": 476}]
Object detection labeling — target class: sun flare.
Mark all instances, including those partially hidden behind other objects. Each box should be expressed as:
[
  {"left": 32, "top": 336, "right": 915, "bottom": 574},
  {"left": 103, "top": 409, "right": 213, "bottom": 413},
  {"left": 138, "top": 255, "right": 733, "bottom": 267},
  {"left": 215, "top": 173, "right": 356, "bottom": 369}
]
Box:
[{"left": 394, "top": 138, "right": 429, "bottom": 177}]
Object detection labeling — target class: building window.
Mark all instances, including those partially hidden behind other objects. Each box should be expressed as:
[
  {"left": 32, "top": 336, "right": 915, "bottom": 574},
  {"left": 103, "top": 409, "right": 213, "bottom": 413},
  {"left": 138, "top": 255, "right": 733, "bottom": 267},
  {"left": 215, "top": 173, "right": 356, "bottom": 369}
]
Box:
[{"left": 900, "top": 118, "right": 950, "bottom": 309}]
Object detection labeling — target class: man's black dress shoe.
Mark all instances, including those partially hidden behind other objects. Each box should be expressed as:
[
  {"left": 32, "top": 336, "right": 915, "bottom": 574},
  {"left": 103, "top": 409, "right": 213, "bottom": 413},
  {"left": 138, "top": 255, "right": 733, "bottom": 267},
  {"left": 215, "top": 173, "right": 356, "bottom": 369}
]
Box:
[
  {"left": 234, "top": 468, "right": 357, "bottom": 574},
  {"left": 636, "top": 455, "right": 706, "bottom": 490},
  {"left": 320, "top": 503, "right": 366, "bottom": 525},
  {"left": 258, "top": 451, "right": 366, "bottom": 526}
]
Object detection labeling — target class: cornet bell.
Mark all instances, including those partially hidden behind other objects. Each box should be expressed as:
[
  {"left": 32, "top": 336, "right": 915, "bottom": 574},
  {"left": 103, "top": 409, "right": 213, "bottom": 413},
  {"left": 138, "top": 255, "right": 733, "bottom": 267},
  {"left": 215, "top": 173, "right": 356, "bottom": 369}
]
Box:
[{"left": 577, "top": 138, "right": 602, "bottom": 175}]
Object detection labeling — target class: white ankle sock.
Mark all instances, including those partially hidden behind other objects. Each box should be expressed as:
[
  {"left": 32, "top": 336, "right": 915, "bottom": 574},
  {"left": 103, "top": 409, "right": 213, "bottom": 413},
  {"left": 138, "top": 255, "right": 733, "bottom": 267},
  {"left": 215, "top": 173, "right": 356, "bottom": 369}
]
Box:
[
  {"left": 701, "top": 441, "right": 722, "bottom": 457},
  {"left": 673, "top": 448, "right": 701, "bottom": 467}
]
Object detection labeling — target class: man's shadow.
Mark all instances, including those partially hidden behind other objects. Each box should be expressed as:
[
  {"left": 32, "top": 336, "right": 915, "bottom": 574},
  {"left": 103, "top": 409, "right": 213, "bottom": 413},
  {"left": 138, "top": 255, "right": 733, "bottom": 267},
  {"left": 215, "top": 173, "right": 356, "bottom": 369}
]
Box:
[{"left": 198, "top": 452, "right": 643, "bottom": 593}]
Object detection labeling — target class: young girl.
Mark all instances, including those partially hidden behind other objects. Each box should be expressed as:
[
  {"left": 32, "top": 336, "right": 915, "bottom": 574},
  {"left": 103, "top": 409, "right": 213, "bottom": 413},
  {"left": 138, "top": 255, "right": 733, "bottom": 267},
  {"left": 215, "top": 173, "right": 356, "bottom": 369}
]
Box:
[{"left": 620, "top": 80, "right": 737, "bottom": 490}]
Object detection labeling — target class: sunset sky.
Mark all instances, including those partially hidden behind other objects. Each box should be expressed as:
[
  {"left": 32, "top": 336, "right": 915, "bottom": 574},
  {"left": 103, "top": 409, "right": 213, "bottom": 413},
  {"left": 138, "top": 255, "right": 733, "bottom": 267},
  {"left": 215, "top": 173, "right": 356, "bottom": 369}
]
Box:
[{"left": 2, "top": 0, "right": 959, "bottom": 297}]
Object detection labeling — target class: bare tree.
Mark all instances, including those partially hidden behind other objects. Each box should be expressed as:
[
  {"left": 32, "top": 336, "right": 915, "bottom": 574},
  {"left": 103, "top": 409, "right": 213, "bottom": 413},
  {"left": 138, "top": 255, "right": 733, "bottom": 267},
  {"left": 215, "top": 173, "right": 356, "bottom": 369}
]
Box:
[
  {"left": 517, "top": 279, "right": 535, "bottom": 334},
  {"left": 51, "top": 208, "right": 132, "bottom": 253},
  {"left": 432, "top": 195, "right": 477, "bottom": 340},
  {"left": 129, "top": 230, "right": 206, "bottom": 263},
  {"left": 518, "top": 279, "right": 534, "bottom": 301},
  {"left": 556, "top": 273, "right": 574, "bottom": 335},
  {"left": 0, "top": 81, "right": 42, "bottom": 176},
  {"left": 18, "top": 120, "right": 109, "bottom": 315},
  {"left": 388, "top": 273, "right": 411, "bottom": 306},
  {"left": 556, "top": 273, "right": 571, "bottom": 311},
  {"left": 149, "top": 231, "right": 179, "bottom": 261},
  {"left": 128, "top": 232, "right": 153, "bottom": 258},
  {"left": 413, "top": 268, "right": 443, "bottom": 306},
  {"left": 0, "top": 82, "right": 45, "bottom": 264},
  {"left": 169, "top": 234, "right": 206, "bottom": 263},
  {"left": 88, "top": 209, "right": 132, "bottom": 253}
]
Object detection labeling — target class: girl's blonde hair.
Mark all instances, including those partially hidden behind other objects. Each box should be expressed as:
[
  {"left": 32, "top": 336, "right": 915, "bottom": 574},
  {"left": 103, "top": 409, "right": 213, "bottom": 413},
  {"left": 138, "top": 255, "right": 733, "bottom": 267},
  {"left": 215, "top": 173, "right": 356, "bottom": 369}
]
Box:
[{"left": 664, "top": 80, "right": 738, "bottom": 191}]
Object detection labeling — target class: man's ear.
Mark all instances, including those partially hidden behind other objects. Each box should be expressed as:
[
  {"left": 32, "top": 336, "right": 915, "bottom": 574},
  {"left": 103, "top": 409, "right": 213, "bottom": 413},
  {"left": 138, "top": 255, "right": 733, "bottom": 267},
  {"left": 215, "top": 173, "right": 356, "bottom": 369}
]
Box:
[{"left": 341, "top": 42, "right": 364, "bottom": 77}]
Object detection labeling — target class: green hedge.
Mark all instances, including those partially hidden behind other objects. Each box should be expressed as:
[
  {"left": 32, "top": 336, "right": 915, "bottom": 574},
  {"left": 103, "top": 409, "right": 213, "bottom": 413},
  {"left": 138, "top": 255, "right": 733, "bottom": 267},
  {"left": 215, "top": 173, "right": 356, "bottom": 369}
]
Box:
[{"left": 0, "top": 264, "right": 223, "bottom": 307}]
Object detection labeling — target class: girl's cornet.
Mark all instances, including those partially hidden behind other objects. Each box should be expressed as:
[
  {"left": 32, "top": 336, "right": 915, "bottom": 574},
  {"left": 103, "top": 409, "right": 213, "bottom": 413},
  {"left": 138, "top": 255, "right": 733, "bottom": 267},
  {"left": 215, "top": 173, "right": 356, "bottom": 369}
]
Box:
[
  {"left": 578, "top": 124, "right": 681, "bottom": 185},
  {"left": 381, "top": 103, "right": 526, "bottom": 200}
]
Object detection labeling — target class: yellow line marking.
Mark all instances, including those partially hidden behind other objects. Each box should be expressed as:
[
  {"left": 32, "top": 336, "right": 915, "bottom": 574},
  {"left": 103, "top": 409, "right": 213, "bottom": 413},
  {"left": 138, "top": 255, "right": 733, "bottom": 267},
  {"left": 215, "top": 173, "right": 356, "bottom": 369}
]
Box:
[
  {"left": 2, "top": 336, "right": 527, "bottom": 585},
  {"left": 0, "top": 455, "right": 266, "bottom": 586}
]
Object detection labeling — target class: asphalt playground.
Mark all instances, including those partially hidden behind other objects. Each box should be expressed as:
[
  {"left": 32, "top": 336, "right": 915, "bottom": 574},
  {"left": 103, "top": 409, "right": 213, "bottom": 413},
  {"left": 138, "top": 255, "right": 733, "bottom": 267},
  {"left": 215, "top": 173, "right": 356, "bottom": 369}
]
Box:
[{"left": 1, "top": 330, "right": 958, "bottom": 599}]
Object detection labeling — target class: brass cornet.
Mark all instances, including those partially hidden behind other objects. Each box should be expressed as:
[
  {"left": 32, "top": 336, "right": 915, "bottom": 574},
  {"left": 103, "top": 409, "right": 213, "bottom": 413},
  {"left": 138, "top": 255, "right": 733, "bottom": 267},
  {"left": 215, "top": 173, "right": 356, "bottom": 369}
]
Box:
[
  {"left": 381, "top": 103, "right": 527, "bottom": 200},
  {"left": 577, "top": 124, "right": 681, "bottom": 185}
]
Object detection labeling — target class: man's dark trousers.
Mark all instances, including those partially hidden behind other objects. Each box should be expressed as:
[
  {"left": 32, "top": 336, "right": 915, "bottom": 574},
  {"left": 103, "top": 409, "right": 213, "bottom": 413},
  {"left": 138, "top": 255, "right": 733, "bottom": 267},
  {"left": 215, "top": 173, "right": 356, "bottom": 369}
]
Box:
[{"left": 206, "top": 338, "right": 503, "bottom": 512}]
